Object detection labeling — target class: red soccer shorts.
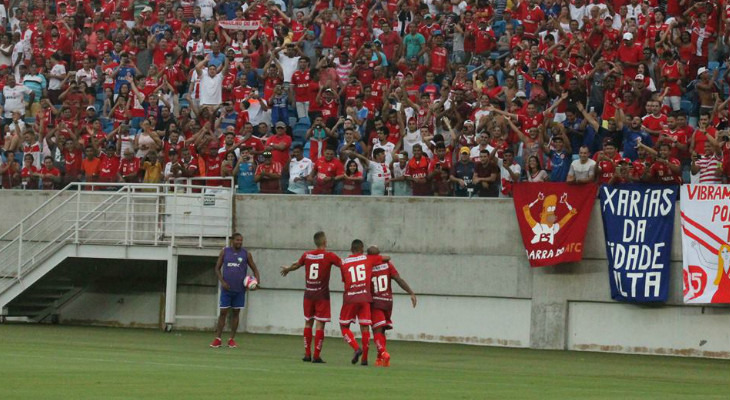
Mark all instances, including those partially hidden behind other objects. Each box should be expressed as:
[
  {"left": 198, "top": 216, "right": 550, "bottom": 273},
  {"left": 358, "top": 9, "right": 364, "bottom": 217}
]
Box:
[
  {"left": 303, "top": 298, "right": 331, "bottom": 322},
  {"left": 339, "top": 302, "right": 371, "bottom": 326},
  {"left": 371, "top": 307, "right": 393, "bottom": 330}
]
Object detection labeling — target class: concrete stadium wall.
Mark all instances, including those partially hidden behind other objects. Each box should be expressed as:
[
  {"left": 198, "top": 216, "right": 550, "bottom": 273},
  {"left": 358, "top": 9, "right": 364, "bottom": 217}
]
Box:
[
  {"left": 236, "top": 195, "right": 730, "bottom": 358},
  {"left": 0, "top": 190, "right": 729, "bottom": 358}
]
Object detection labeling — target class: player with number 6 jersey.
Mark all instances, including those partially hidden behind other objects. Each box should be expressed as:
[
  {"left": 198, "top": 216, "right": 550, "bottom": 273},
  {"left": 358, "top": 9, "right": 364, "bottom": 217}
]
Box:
[
  {"left": 339, "top": 239, "right": 387, "bottom": 366},
  {"left": 367, "top": 247, "right": 417, "bottom": 367},
  {"left": 281, "top": 231, "right": 342, "bottom": 363}
]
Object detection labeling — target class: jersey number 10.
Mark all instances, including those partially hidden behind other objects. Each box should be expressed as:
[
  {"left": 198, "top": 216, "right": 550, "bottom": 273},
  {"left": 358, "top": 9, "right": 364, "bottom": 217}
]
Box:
[{"left": 371, "top": 274, "right": 389, "bottom": 292}]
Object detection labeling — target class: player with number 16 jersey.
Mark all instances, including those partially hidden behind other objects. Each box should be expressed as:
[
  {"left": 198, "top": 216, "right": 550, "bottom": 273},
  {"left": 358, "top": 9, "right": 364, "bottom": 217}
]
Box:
[{"left": 339, "top": 240, "right": 385, "bottom": 366}]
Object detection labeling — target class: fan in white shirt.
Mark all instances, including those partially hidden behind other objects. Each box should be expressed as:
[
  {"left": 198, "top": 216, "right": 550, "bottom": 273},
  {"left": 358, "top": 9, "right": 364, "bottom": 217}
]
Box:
[
  {"left": 351, "top": 147, "right": 391, "bottom": 196},
  {"left": 372, "top": 129, "right": 396, "bottom": 166},
  {"left": 567, "top": 146, "right": 597, "bottom": 184},
  {"left": 194, "top": 53, "right": 229, "bottom": 106},
  {"left": 287, "top": 146, "right": 313, "bottom": 194}
]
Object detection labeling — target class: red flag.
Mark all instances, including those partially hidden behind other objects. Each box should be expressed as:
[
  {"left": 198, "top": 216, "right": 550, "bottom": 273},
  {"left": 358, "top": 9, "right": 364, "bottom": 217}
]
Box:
[{"left": 512, "top": 183, "right": 597, "bottom": 267}]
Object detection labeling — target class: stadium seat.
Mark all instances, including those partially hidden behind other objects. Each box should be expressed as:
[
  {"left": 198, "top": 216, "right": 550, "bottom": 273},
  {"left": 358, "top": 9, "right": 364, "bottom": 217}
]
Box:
[
  {"left": 293, "top": 126, "right": 308, "bottom": 144},
  {"left": 680, "top": 100, "right": 693, "bottom": 115},
  {"left": 303, "top": 141, "right": 311, "bottom": 159},
  {"left": 298, "top": 117, "right": 311, "bottom": 127}
]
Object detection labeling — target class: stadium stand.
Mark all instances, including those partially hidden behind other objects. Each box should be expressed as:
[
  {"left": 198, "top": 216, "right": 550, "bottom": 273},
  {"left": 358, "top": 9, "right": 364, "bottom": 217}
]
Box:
[{"left": 0, "top": 0, "right": 728, "bottom": 196}]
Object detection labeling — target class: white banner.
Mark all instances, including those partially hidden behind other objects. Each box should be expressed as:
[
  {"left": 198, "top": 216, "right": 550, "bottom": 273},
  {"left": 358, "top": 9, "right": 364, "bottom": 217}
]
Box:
[
  {"left": 680, "top": 184, "right": 730, "bottom": 304},
  {"left": 218, "top": 20, "right": 261, "bottom": 30}
]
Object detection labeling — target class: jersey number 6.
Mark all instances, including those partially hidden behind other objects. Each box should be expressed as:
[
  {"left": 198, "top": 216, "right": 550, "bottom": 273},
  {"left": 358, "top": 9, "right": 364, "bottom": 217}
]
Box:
[{"left": 309, "top": 263, "right": 319, "bottom": 280}]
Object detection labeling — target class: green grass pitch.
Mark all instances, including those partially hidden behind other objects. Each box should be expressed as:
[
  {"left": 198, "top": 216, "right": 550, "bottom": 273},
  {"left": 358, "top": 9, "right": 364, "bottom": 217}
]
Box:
[{"left": 1, "top": 324, "right": 728, "bottom": 399}]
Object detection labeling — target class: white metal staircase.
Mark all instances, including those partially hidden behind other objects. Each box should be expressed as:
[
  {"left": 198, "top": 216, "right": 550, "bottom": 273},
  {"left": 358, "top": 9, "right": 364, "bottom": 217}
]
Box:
[{"left": 0, "top": 179, "right": 233, "bottom": 328}]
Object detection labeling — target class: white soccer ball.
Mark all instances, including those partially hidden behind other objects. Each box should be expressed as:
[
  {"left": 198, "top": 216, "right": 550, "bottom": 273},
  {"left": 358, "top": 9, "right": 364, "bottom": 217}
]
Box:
[{"left": 244, "top": 276, "right": 258, "bottom": 290}]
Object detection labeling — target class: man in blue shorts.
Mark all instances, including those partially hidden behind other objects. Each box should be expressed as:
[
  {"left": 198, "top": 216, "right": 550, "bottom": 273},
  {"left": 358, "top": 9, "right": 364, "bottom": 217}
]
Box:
[{"left": 210, "top": 232, "right": 261, "bottom": 348}]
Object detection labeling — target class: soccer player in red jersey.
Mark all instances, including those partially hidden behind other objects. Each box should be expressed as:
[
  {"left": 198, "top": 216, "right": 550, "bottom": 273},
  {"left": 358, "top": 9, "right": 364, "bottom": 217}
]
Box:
[
  {"left": 280, "top": 231, "right": 342, "bottom": 363},
  {"left": 339, "top": 239, "right": 386, "bottom": 365},
  {"left": 367, "top": 247, "right": 416, "bottom": 367}
]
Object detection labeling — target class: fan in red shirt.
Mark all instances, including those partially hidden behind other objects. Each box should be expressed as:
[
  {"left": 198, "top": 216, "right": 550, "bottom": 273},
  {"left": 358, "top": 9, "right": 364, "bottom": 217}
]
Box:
[
  {"left": 646, "top": 143, "right": 682, "bottom": 184},
  {"left": 61, "top": 137, "right": 83, "bottom": 185},
  {"left": 656, "top": 113, "right": 688, "bottom": 160},
  {"left": 280, "top": 231, "right": 343, "bottom": 364},
  {"left": 98, "top": 145, "right": 121, "bottom": 185},
  {"left": 428, "top": 32, "right": 449, "bottom": 76},
  {"left": 119, "top": 150, "right": 141, "bottom": 183},
  {"left": 339, "top": 239, "right": 386, "bottom": 366},
  {"left": 254, "top": 151, "right": 283, "bottom": 193},
  {"left": 617, "top": 33, "right": 643, "bottom": 79},
  {"left": 38, "top": 156, "right": 61, "bottom": 190},
  {"left": 516, "top": 0, "right": 545, "bottom": 39},
  {"left": 405, "top": 144, "right": 431, "bottom": 195},
  {"left": 367, "top": 247, "right": 416, "bottom": 368},
  {"left": 593, "top": 141, "right": 623, "bottom": 184},
  {"left": 310, "top": 147, "right": 344, "bottom": 194}
]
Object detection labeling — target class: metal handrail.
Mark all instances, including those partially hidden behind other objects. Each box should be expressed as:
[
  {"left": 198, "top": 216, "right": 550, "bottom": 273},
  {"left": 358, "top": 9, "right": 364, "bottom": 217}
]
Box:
[
  {"left": 0, "top": 183, "right": 86, "bottom": 242},
  {"left": 0, "top": 179, "right": 234, "bottom": 298}
]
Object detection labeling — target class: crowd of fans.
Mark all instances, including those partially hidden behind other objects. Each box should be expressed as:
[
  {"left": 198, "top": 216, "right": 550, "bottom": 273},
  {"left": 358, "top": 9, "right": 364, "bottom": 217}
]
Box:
[{"left": 0, "top": 0, "right": 729, "bottom": 196}]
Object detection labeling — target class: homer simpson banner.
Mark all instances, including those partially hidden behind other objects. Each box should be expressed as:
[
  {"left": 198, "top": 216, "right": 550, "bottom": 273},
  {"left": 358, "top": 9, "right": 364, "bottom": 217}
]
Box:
[
  {"left": 512, "top": 183, "right": 597, "bottom": 267},
  {"left": 681, "top": 185, "right": 730, "bottom": 304},
  {"left": 600, "top": 184, "right": 678, "bottom": 302}
]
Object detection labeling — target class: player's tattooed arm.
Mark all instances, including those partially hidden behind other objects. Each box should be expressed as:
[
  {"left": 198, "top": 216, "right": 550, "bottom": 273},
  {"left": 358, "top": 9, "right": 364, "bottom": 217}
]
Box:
[{"left": 393, "top": 275, "right": 417, "bottom": 308}]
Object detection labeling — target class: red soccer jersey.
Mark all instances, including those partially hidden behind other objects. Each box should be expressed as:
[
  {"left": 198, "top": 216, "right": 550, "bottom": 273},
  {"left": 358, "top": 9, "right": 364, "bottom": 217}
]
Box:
[
  {"left": 255, "top": 162, "right": 283, "bottom": 193},
  {"left": 692, "top": 127, "right": 718, "bottom": 155},
  {"left": 340, "top": 254, "right": 383, "bottom": 304},
  {"left": 594, "top": 152, "right": 623, "bottom": 184},
  {"left": 658, "top": 129, "right": 688, "bottom": 160},
  {"left": 406, "top": 155, "right": 430, "bottom": 196},
  {"left": 371, "top": 261, "right": 399, "bottom": 311},
  {"left": 291, "top": 70, "right": 311, "bottom": 100},
  {"left": 98, "top": 154, "right": 121, "bottom": 182},
  {"left": 312, "top": 157, "right": 344, "bottom": 194},
  {"left": 649, "top": 158, "right": 681, "bottom": 184},
  {"left": 642, "top": 113, "right": 668, "bottom": 134},
  {"left": 298, "top": 249, "right": 342, "bottom": 300},
  {"left": 120, "top": 157, "right": 141, "bottom": 178},
  {"left": 430, "top": 46, "right": 448, "bottom": 74},
  {"left": 63, "top": 148, "right": 83, "bottom": 178}
]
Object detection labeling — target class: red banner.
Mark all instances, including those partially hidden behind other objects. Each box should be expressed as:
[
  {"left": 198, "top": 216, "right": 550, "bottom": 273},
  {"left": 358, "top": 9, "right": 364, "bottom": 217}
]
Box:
[{"left": 512, "top": 183, "right": 597, "bottom": 267}]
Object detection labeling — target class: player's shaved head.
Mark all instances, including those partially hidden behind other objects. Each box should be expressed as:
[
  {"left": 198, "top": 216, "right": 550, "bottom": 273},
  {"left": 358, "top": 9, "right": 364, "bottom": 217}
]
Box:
[
  {"left": 351, "top": 239, "right": 364, "bottom": 253},
  {"left": 367, "top": 246, "right": 380, "bottom": 255},
  {"left": 314, "top": 231, "right": 326, "bottom": 247}
]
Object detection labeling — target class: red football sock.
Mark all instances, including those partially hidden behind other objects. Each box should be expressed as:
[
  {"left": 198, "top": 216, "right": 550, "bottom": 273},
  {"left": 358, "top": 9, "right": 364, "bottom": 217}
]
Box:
[
  {"left": 342, "top": 328, "right": 359, "bottom": 351},
  {"left": 313, "top": 330, "right": 325, "bottom": 358},
  {"left": 374, "top": 333, "right": 386, "bottom": 355},
  {"left": 361, "top": 331, "right": 370, "bottom": 362},
  {"left": 303, "top": 327, "right": 313, "bottom": 357}
]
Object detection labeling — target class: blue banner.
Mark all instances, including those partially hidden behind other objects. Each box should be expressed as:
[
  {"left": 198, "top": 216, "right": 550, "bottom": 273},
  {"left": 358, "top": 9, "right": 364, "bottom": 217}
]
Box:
[{"left": 599, "top": 184, "right": 679, "bottom": 302}]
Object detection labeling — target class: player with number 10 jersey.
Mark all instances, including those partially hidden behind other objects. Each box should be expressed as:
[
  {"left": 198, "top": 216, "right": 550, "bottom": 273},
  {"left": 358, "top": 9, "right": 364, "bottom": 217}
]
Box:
[{"left": 368, "top": 248, "right": 417, "bottom": 367}]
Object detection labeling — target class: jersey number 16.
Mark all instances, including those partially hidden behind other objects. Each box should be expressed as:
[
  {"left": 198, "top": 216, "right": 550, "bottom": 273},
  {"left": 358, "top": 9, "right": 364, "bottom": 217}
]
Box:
[{"left": 348, "top": 264, "right": 366, "bottom": 282}]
